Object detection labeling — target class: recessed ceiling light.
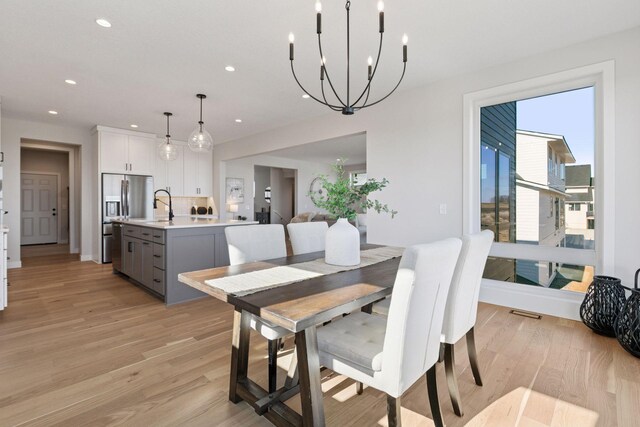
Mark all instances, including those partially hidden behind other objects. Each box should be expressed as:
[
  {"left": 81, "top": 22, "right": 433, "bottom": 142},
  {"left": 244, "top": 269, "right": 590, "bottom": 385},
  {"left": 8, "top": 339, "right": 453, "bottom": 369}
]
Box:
[
  {"left": 302, "top": 94, "right": 310, "bottom": 99},
  {"left": 48, "top": 110, "right": 58, "bottom": 115},
  {"left": 96, "top": 18, "right": 111, "bottom": 28},
  {"left": 235, "top": 119, "right": 242, "bottom": 123},
  {"left": 65, "top": 79, "right": 77, "bottom": 85},
  {"left": 130, "top": 124, "right": 138, "bottom": 128},
  {"left": 225, "top": 65, "right": 235, "bottom": 72}
]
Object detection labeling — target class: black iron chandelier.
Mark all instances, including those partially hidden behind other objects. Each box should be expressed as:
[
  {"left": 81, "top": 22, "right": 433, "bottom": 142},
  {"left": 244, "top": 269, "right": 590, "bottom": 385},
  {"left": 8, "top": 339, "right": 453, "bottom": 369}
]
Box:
[{"left": 289, "top": 0, "right": 407, "bottom": 115}]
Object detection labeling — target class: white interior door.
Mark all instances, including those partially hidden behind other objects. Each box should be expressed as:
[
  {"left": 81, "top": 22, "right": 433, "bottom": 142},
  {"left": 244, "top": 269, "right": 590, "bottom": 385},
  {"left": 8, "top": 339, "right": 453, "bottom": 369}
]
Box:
[{"left": 21, "top": 173, "right": 58, "bottom": 245}]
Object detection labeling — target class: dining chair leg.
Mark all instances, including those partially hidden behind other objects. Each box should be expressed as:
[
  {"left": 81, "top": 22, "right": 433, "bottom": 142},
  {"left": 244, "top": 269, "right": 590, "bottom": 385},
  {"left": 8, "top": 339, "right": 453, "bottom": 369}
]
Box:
[
  {"left": 285, "top": 347, "right": 299, "bottom": 389},
  {"left": 356, "top": 381, "right": 363, "bottom": 395},
  {"left": 426, "top": 364, "right": 445, "bottom": 427},
  {"left": 386, "top": 395, "right": 402, "bottom": 427},
  {"left": 438, "top": 342, "right": 445, "bottom": 363},
  {"left": 229, "top": 308, "right": 251, "bottom": 403},
  {"left": 444, "top": 343, "right": 463, "bottom": 417},
  {"left": 466, "top": 327, "right": 483, "bottom": 386},
  {"left": 268, "top": 339, "right": 278, "bottom": 394}
]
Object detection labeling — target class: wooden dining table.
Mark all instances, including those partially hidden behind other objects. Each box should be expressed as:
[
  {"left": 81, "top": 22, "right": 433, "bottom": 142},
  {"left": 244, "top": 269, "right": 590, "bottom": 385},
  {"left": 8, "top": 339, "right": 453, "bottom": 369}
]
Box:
[{"left": 178, "top": 246, "right": 401, "bottom": 427}]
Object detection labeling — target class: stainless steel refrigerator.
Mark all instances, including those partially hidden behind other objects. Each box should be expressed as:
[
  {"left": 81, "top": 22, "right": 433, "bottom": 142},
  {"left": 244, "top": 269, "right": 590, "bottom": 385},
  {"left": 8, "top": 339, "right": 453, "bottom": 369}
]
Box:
[{"left": 102, "top": 173, "right": 153, "bottom": 263}]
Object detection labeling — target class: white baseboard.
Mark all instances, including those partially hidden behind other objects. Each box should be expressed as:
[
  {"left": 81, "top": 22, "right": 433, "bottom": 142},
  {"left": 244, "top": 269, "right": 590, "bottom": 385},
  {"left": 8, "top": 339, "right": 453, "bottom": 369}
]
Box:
[
  {"left": 479, "top": 279, "right": 583, "bottom": 321},
  {"left": 8, "top": 261, "right": 22, "bottom": 269},
  {"left": 80, "top": 254, "right": 95, "bottom": 262}
]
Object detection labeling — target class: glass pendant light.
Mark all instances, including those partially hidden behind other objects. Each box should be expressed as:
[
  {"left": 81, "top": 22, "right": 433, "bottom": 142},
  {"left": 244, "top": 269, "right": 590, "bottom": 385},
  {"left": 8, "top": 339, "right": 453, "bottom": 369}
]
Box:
[
  {"left": 188, "top": 93, "right": 213, "bottom": 152},
  {"left": 158, "top": 112, "right": 178, "bottom": 161}
]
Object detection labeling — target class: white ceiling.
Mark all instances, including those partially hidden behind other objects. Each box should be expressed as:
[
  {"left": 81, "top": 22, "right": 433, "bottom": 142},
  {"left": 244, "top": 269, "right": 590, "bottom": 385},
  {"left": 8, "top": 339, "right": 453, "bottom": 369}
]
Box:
[
  {"left": 0, "top": 1, "right": 638, "bottom": 144},
  {"left": 265, "top": 132, "right": 366, "bottom": 166}
]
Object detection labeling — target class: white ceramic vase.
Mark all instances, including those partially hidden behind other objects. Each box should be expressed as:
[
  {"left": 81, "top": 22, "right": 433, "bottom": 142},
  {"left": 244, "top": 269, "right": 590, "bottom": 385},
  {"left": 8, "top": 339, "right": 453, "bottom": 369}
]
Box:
[{"left": 325, "top": 218, "right": 360, "bottom": 266}]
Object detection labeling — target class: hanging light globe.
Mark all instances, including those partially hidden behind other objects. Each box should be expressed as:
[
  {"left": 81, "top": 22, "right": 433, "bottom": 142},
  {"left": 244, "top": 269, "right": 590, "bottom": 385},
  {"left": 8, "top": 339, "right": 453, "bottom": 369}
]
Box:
[
  {"left": 158, "top": 112, "right": 178, "bottom": 161},
  {"left": 188, "top": 94, "right": 213, "bottom": 152},
  {"left": 188, "top": 125, "right": 213, "bottom": 152}
]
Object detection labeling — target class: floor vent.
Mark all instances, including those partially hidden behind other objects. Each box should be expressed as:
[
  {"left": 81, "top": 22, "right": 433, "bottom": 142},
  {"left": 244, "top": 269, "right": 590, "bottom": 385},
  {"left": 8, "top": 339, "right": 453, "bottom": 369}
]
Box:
[{"left": 509, "top": 309, "right": 542, "bottom": 320}]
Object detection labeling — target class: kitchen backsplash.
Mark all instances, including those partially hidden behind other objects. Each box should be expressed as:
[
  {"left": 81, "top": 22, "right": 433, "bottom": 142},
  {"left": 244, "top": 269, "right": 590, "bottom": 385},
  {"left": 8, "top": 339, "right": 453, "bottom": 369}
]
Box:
[{"left": 154, "top": 196, "right": 218, "bottom": 216}]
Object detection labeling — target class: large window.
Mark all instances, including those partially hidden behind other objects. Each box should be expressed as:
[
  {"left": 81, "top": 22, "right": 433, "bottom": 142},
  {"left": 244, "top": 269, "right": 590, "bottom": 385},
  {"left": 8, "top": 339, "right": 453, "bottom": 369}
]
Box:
[{"left": 479, "top": 87, "right": 595, "bottom": 293}]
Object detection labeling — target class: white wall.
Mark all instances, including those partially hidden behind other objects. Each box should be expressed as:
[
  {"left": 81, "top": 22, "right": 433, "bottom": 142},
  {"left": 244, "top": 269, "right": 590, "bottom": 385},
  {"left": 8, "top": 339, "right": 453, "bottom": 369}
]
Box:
[
  {"left": 253, "top": 165, "right": 270, "bottom": 213},
  {"left": 224, "top": 154, "right": 334, "bottom": 221},
  {"left": 21, "top": 149, "right": 70, "bottom": 243},
  {"left": 214, "top": 27, "right": 640, "bottom": 285},
  {"left": 1, "top": 117, "right": 95, "bottom": 267}
]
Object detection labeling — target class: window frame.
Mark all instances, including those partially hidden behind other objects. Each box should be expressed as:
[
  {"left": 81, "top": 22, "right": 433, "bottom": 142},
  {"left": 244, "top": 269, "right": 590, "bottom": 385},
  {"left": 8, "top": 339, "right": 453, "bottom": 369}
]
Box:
[{"left": 463, "top": 61, "right": 615, "bottom": 282}]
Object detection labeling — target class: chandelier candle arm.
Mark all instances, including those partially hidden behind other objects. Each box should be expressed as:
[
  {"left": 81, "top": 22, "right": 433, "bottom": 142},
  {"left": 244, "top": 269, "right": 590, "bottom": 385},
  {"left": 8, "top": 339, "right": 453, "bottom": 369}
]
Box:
[
  {"left": 290, "top": 61, "right": 342, "bottom": 109},
  {"left": 351, "top": 33, "right": 384, "bottom": 107},
  {"left": 357, "top": 62, "right": 406, "bottom": 110},
  {"left": 316, "top": 1, "right": 322, "bottom": 33},
  {"left": 403, "top": 34, "right": 408, "bottom": 62},
  {"left": 289, "top": 33, "right": 294, "bottom": 60},
  {"left": 378, "top": 1, "right": 384, "bottom": 33},
  {"left": 317, "top": 37, "right": 347, "bottom": 107}
]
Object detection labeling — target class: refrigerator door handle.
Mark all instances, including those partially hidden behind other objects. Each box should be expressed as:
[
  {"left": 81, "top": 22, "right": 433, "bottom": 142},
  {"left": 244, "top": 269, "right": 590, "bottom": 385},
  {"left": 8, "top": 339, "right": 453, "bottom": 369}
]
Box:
[
  {"left": 125, "top": 179, "right": 130, "bottom": 218},
  {"left": 121, "top": 179, "right": 130, "bottom": 218},
  {"left": 120, "top": 180, "right": 126, "bottom": 218}
]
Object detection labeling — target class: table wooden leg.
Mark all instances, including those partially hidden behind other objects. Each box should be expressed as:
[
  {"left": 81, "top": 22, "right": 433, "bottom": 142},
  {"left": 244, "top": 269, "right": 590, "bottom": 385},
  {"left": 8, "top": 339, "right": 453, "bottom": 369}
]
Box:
[
  {"left": 229, "top": 308, "right": 251, "bottom": 403},
  {"left": 295, "top": 325, "right": 325, "bottom": 427}
]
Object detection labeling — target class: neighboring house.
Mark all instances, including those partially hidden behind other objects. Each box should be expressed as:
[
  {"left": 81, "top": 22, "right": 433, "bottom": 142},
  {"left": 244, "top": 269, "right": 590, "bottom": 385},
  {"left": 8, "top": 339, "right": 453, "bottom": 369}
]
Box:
[
  {"left": 564, "top": 164, "right": 595, "bottom": 249},
  {"left": 515, "top": 130, "right": 576, "bottom": 285}
]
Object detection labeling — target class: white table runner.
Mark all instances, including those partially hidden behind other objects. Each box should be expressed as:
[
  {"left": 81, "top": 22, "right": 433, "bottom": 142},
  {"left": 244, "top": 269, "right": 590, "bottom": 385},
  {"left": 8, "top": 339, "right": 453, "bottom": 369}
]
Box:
[{"left": 205, "top": 246, "right": 405, "bottom": 296}]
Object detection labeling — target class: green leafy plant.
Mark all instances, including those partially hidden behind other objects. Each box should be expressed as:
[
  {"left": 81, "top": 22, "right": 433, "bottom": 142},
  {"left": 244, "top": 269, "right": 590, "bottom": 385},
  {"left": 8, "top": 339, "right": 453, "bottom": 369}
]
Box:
[{"left": 309, "top": 159, "right": 397, "bottom": 221}]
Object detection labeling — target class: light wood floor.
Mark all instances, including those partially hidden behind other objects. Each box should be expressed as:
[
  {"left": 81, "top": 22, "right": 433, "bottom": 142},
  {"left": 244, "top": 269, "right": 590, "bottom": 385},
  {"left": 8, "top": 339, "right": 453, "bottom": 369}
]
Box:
[{"left": 1, "top": 255, "right": 639, "bottom": 426}]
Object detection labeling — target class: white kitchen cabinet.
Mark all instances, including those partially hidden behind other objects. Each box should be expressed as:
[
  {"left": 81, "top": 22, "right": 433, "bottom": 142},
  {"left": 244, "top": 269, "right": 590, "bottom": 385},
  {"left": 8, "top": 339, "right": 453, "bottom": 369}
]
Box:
[
  {"left": 128, "top": 136, "right": 155, "bottom": 175},
  {"left": 98, "top": 129, "right": 156, "bottom": 175},
  {"left": 183, "top": 149, "right": 212, "bottom": 196},
  {"left": 154, "top": 141, "right": 184, "bottom": 195}
]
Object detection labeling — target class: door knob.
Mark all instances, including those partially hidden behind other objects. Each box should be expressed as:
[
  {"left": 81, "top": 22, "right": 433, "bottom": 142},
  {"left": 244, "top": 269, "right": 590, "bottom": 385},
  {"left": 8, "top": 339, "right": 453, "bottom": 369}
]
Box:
[{"left": 52, "top": 213, "right": 57, "bottom": 216}]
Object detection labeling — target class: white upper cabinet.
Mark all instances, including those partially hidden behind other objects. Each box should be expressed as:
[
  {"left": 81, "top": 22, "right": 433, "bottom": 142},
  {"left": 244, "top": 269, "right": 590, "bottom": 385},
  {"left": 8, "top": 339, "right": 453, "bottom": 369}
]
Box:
[
  {"left": 183, "top": 149, "right": 212, "bottom": 196},
  {"left": 99, "top": 131, "right": 128, "bottom": 173},
  {"left": 198, "top": 152, "right": 212, "bottom": 196},
  {"left": 128, "top": 136, "right": 155, "bottom": 175},
  {"left": 98, "top": 128, "right": 156, "bottom": 175}
]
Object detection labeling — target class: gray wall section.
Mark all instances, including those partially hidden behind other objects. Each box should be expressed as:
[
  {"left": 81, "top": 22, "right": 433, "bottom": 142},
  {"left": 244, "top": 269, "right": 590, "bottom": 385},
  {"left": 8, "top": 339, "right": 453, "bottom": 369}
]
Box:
[{"left": 164, "top": 225, "right": 231, "bottom": 305}]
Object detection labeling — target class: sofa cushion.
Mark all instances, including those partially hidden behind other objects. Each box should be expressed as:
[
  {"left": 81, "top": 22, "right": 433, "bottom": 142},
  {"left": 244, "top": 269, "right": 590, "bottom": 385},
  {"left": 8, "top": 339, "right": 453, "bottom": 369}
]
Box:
[{"left": 290, "top": 212, "right": 316, "bottom": 223}]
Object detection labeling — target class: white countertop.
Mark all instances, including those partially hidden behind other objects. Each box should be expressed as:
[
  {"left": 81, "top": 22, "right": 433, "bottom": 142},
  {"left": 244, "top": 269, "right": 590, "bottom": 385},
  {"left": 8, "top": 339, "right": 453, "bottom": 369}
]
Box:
[{"left": 114, "top": 218, "right": 258, "bottom": 229}]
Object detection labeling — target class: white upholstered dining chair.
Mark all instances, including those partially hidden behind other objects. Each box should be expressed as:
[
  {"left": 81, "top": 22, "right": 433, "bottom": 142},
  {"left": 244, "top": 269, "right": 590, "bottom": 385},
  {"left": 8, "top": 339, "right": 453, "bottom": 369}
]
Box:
[
  {"left": 224, "top": 224, "right": 289, "bottom": 393},
  {"left": 440, "top": 230, "right": 493, "bottom": 416},
  {"left": 316, "top": 238, "right": 462, "bottom": 427},
  {"left": 372, "top": 230, "right": 494, "bottom": 417},
  {"left": 286, "top": 221, "right": 328, "bottom": 255}
]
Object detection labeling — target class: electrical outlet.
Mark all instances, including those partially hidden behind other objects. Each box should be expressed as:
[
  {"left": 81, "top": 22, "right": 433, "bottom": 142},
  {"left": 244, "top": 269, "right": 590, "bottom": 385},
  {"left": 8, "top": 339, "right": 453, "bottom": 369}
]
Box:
[{"left": 439, "top": 204, "right": 447, "bottom": 215}]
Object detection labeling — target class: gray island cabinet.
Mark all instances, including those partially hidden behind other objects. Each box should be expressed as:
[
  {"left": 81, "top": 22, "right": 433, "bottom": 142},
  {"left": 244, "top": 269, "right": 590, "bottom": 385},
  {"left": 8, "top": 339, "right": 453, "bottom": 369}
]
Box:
[{"left": 114, "top": 219, "right": 257, "bottom": 305}]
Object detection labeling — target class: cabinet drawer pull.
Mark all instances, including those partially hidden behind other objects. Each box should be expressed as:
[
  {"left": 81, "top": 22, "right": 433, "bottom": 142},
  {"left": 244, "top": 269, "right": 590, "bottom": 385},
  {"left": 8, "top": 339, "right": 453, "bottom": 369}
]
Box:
[
  {"left": 143, "top": 242, "right": 150, "bottom": 246},
  {"left": 142, "top": 232, "right": 150, "bottom": 236},
  {"left": 153, "top": 279, "right": 161, "bottom": 283},
  {"left": 153, "top": 255, "right": 161, "bottom": 258},
  {"left": 153, "top": 235, "right": 162, "bottom": 238}
]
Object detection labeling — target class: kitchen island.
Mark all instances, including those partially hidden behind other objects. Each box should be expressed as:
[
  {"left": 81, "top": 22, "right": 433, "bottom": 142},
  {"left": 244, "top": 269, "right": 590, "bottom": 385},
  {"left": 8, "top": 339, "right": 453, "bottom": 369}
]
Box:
[{"left": 112, "top": 218, "right": 257, "bottom": 305}]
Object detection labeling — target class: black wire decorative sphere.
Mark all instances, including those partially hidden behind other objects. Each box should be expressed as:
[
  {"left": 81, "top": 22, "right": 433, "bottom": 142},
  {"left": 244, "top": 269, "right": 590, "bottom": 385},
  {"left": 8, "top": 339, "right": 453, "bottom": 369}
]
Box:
[
  {"left": 614, "top": 270, "right": 640, "bottom": 358},
  {"left": 579, "top": 275, "right": 626, "bottom": 336}
]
